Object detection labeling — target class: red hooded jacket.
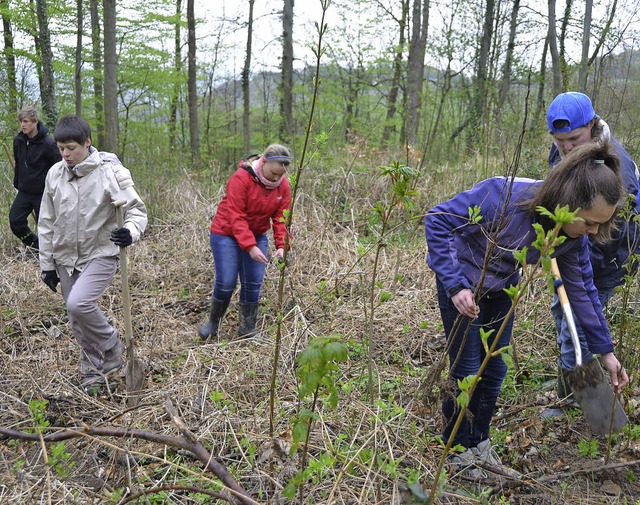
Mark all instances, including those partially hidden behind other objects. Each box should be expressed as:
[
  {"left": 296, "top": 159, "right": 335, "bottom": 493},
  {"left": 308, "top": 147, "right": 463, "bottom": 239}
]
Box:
[{"left": 210, "top": 168, "right": 291, "bottom": 251}]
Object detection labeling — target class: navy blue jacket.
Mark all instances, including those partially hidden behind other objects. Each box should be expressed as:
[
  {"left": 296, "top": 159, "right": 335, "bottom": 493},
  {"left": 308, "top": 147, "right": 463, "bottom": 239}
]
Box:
[
  {"left": 425, "top": 176, "right": 613, "bottom": 355},
  {"left": 549, "top": 135, "right": 640, "bottom": 291},
  {"left": 13, "top": 122, "right": 61, "bottom": 195}
]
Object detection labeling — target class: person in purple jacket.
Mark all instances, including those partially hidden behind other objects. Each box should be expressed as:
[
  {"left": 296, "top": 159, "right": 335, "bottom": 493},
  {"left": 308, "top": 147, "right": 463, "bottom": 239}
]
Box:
[{"left": 424, "top": 142, "right": 629, "bottom": 479}]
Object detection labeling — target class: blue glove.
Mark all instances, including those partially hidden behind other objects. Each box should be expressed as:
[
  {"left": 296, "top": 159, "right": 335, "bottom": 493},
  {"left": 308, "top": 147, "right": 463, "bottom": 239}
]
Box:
[
  {"left": 110, "top": 227, "right": 133, "bottom": 247},
  {"left": 41, "top": 270, "right": 59, "bottom": 292}
]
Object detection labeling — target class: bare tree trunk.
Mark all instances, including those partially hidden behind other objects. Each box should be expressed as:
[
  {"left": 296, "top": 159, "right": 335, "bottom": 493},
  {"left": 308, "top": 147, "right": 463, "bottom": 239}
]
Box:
[
  {"left": 405, "top": 0, "right": 429, "bottom": 146},
  {"left": 468, "top": 0, "right": 494, "bottom": 151},
  {"left": 1, "top": 0, "right": 18, "bottom": 115},
  {"left": 90, "top": 0, "right": 104, "bottom": 147},
  {"left": 280, "top": 0, "right": 294, "bottom": 143},
  {"left": 558, "top": 0, "right": 572, "bottom": 91},
  {"left": 534, "top": 36, "right": 549, "bottom": 128},
  {"left": 587, "top": 0, "right": 617, "bottom": 68},
  {"left": 548, "top": 0, "right": 563, "bottom": 96},
  {"left": 103, "top": 0, "right": 118, "bottom": 152},
  {"left": 75, "top": 0, "right": 83, "bottom": 115},
  {"left": 577, "top": 0, "right": 593, "bottom": 92},
  {"left": 382, "top": 0, "right": 409, "bottom": 144},
  {"left": 242, "top": 0, "right": 255, "bottom": 154},
  {"left": 169, "top": 0, "right": 182, "bottom": 151},
  {"left": 496, "top": 0, "right": 520, "bottom": 129},
  {"left": 187, "top": 0, "right": 199, "bottom": 166},
  {"left": 35, "top": 0, "right": 57, "bottom": 127}
]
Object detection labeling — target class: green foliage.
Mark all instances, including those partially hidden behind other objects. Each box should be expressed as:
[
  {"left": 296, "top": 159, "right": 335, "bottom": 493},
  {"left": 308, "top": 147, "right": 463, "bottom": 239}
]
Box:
[
  {"left": 577, "top": 439, "right": 598, "bottom": 458},
  {"left": 28, "top": 399, "right": 49, "bottom": 432},
  {"left": 295, "top": 335, "right": 348, "bottom": 410},
  {"left": 28, "top": 399, "right": 75, "bottom": 478}
]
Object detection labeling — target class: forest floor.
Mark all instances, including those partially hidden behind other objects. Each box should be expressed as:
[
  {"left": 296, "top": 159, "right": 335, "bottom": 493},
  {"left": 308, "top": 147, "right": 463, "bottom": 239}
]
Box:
[{"left": 1, "top": 179, "right": 640, "bottom": 504}]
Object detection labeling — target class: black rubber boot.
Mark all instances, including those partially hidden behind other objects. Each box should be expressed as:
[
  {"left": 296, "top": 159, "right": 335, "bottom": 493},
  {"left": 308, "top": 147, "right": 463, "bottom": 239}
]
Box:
[
  {"left": 22, "top": 233, "right": 39, "bottom": 250},
  {"left": 198, "top": 298, "right": 230, "bottom": 340},
  {"left": 558, "top": 363, "right": 577, "bottom": 406},
  {"left": 238, "top": 302, "right": 260, "bottom": 339}
]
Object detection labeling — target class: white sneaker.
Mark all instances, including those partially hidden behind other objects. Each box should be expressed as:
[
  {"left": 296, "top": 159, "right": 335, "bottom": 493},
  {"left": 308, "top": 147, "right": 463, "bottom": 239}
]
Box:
[
  {"left": 472, "top": 440, "right": 520, "bottom": 478},
  {"left": 447, "top": 448, "right": 488, "bottom": 480}
]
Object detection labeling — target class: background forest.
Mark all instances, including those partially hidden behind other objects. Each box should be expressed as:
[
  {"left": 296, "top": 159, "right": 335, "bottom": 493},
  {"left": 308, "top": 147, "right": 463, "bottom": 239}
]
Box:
[{"left": 2, "top": 0, "right": 640, "bottom": 504}]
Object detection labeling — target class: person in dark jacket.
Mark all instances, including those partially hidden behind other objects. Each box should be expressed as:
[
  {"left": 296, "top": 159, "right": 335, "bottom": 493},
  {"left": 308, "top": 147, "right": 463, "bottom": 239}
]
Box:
[
  {"left": 198, "top": 144, "right": 292, "bottom": 341},
  {"left": 546, "top": 92, "right": 640, "bottom": 394},
  {"left": 10, "top": 106, "right": 61, "bottom": 250},
  {"left": 424, "top": 142, "right": 629, "bottom": 479}
]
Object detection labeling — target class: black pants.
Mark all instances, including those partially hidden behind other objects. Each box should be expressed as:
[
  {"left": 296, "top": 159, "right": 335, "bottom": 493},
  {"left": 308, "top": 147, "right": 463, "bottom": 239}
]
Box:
[{"left": 9, "top": 191, "right": 42, "bottom": 245}]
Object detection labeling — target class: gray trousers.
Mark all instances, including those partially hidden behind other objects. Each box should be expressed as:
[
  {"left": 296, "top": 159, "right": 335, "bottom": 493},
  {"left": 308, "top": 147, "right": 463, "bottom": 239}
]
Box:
[{"left": 57, "top": 257, "right": 120, "bottom": 378}]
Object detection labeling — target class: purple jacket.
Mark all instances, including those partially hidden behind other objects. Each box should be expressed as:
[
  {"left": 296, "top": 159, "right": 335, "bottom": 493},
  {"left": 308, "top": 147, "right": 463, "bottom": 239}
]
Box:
[{"left": 424, "top": 176, "right": 613, "bottom": 355}]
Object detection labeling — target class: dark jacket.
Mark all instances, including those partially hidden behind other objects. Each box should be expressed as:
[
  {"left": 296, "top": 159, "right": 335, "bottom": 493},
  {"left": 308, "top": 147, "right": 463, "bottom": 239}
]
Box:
[
  {"left": 425, "top": 176, "right": 613, "bottom": 355},
  {"left": 549, "top": 131, "right": 640, "bottom": 291},
  {"left": 13, "top": 121, "right": 61, "bottom": 195}
]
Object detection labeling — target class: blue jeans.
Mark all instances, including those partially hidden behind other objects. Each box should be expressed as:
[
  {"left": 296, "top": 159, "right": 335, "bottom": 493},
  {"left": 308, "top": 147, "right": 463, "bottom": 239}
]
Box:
[
  {"left": 436, "top": 278, "right": 514, "bottom": 449},
  {"left": 552, "top": 288, "right": 613, "bottom": 369},
  {"left": 210, "top": 233, "right": 268, "bottom": 304}
]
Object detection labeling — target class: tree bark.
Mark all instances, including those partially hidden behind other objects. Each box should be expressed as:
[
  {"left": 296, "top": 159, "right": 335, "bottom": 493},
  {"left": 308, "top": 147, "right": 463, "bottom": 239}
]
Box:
[
  {"left": 468, "top": 0, "right": 494, "bottom": 151},
  {"left": 169, "top": 0, "right": 182, "bottom": 151},
  {"left": 103, "top": 0, "right": 118, "bottom": 152},
  {"left": 405, "top": 0, "right": 429, "bottom": 146},
  {"left": 382, "top": 0, "right": 409, "bottom": 144},
  {"left": 187, "top": 0, "right": 199, "bottom": 166},
  {"left": 35, "top": 0, "right": 57, "bottom": 127},
  {"left": 242, "top": 0, "right": 255, "bottom": 154},
  {"left": 75, "top": 0, "right": 83, "bottom": 115},
  {"left": 577, "top": 0, "right": 593, "bottom": 92},
  {"left": 496, "top": 0, "right": 520, "bottom": 129},
  {"left": 548, "top": 0, "right": 563, "bottom": 96},
  {"left": 1, "top": 0, "right": 18, "bottom": 115},
  {"left": 280, "top": 0, "right": 294, "bottom": 143},
  {"left": 558, "top": 0, "right": 572, "bottom": 91},
  {"left": 90, "top": 0, "right": 104, "bottom": 147}
]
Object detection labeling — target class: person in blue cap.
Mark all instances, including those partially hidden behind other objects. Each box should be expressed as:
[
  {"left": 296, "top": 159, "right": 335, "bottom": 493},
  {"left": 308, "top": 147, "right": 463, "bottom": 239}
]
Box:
[{"left": 546, "top": 92, "right": 640, "bottom": 400}]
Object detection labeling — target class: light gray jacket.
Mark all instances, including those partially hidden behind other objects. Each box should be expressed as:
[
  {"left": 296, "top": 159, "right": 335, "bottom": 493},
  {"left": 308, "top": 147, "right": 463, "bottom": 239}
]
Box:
[{"left": 39, "top": 148, "right": 147, "bottom": 274}]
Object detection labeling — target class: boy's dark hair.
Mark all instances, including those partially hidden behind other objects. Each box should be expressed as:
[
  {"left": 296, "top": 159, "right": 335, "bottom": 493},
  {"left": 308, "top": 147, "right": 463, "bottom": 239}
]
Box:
[
  {"left": 54, "top": 115, "right": 92, "bottom": 144},
  {"left": 526, "top": 141, "right": 623, "bottom": 244}
]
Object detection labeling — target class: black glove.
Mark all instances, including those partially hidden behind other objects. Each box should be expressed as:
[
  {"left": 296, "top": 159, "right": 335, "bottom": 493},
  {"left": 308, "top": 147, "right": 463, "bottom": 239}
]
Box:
[
  {"left": 110, "top": 227, "right": 133, "bottom": 247},
  {"left": 41, "top": 270, "right": 59, "bottom": 292}
]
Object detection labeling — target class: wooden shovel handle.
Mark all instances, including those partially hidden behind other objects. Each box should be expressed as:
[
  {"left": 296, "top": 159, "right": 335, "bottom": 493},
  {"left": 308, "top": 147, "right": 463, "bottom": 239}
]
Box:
[
  {"left": 113, "top": 200, "right": 135, "bottom": 361},
  {"left": 550, "top": 257, "right": 569, "bottom": 305},
  {"left": 550, "top": 257, "right": 583, "bottom": 366}
]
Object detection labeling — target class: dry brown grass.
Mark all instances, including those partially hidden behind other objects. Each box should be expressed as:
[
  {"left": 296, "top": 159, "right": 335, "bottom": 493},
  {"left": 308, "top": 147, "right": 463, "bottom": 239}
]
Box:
[{"left": 1, "top": 166, "right": 640, "bottom": 504}]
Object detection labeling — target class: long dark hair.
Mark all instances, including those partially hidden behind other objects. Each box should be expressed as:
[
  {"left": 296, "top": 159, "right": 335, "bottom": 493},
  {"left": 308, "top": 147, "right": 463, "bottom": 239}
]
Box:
[{"left": 526, "top": 142, "right": 623, "bottom": 244}]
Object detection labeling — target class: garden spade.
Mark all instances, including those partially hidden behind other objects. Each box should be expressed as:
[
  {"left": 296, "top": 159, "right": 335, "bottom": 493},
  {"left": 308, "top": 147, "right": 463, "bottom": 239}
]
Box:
[
  {"left": 113, "top": 199, "right": 146, "bottom": 407},
  {"left": 550, "top": 258, "right": 627, "bottom": 435}
]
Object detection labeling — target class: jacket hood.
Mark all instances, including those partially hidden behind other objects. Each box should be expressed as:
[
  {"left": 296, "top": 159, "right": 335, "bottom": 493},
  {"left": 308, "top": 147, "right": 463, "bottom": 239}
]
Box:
[{"left": 17, "top": 121, "right": 50, "bottom": 143}]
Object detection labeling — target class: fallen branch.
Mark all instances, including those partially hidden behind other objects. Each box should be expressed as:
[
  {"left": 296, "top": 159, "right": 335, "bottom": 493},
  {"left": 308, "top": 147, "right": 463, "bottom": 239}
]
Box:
[
  {"left": 121, "top": 484, "right": 231, "bottom": 504},
  {"left": 0, "top": 397, "right": 258, "bottom": 505}
]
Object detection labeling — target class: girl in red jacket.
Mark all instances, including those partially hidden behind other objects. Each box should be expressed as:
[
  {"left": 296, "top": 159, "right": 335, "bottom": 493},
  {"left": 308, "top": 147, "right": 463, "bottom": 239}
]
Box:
[{"left": 199, "top": 144, "right": 292, "bottom": 340}]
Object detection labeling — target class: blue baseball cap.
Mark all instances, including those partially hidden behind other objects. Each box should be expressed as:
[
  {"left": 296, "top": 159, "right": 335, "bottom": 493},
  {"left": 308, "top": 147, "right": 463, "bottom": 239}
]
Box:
[{"left": 547, "top": 92, "right": 596, "bottom": 133}]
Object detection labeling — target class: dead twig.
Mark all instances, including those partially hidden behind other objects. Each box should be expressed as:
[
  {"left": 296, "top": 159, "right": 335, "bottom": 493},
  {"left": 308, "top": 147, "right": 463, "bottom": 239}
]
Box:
[{"left": 0, "top": 412, "right": 258, "bottom": 505}]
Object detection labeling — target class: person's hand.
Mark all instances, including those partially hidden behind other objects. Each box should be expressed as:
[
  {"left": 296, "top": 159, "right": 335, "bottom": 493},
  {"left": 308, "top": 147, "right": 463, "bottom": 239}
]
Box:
[
  {"left": 451, "top": 288, "right": 480, "bottom": 319},
  {"left": 273, "top": 248, "right": 285, "bottom": 261},
  {"left": 110, "top": 227, "right": 133, "bottom": 247},
  {"left": 41, "top": 270, "right": 59, "bottom": 292},
  {"left": 249, "top": 246, "right": 268, "bottom": 263},
  {"left": 601, "top": 352, "right": 629, "bottom": 393}
]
